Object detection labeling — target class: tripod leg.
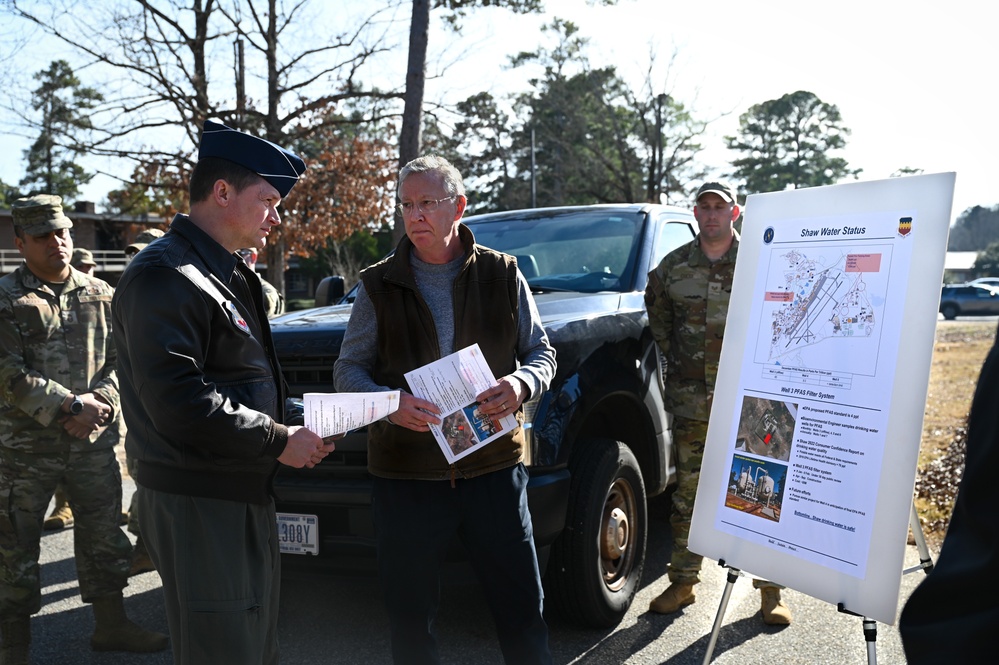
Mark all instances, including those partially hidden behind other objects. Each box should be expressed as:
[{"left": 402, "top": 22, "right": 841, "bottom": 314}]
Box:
[
  {"left": 906, "top": 499, "right": 934, "bottom": 575},
  {"left": 702, "top": 567, "right": 740, "bottom": 665},
  {"left": 863, "top": 617, "right": 877, "bottom": 665}
]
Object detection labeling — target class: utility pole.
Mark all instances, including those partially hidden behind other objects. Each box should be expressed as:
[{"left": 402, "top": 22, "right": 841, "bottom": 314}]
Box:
[
  {"left": 531, "top": 128, "right": 537, "bottom": 208},
  {"left": 654, "top": 93, "right": 668, "bottom": 203},
  {"left": 234, "top": 39, "right": 245, "bottom": 130}
]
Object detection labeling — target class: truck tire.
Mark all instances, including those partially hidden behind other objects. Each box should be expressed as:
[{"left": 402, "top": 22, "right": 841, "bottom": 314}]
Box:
[{"left": 545, "top": 439, "right": 647, "bottom": 628}]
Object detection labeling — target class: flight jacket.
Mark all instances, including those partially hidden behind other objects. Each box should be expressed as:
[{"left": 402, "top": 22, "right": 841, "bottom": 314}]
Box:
[{"left": 112, "top": 214, "right": 289, "bottom": 504}]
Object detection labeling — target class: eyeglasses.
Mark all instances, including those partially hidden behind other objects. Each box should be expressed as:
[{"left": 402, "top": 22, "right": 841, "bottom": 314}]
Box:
[
  {"left": 396, "top": 196, "right": 456, "bottom": 216},
  {"left": 236, "top": 249, "right": 255, "bottom": 260}
]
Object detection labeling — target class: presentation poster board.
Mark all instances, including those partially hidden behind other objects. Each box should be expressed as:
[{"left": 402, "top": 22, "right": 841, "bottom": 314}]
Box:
[{"left": 689, "top": 173, "right": 955, "bottom": 624}]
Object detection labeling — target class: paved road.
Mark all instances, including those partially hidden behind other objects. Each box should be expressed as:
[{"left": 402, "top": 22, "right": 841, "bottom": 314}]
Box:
[
  {"left": 938, "top": 314, "right": 998, "bottom": 323},
  {"left": 29, "top": 478, "right": 927, "bottom": 664}
]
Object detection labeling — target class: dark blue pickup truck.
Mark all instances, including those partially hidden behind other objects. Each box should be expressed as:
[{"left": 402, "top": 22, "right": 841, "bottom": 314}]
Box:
[{"left": 270, "top": 203, "right": 696, "bottom": 628}]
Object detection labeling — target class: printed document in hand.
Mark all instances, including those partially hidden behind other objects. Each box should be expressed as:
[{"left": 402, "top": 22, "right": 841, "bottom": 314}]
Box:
[
  {"left": 404, "top": 343, "right": 518, "bottom": 463},
  {"left": 304, "top": 391, "right": 400, "bottom": 442}
]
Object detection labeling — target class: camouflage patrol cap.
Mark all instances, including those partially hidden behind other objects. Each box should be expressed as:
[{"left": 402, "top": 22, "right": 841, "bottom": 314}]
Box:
[
  {"left": 125, "top": 228, "right": 165, "bottom": 255},
  {"left": 71, "top": 247, "right": 97, "bottom": 268},
  {"left": 11, "top": 195, "right": 73, "bottom": 236}
]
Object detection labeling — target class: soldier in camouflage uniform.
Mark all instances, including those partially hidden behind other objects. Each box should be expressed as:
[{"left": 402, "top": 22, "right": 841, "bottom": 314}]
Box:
[
  {"left": 237, "top": 247, "right": 285, "bottom": 318},
  {"left": 42, "top": 247, "right": 98, "bottom": 532},
  {"left": 122, "top": 228, "right": 169, "bottom": 577},
  {"left": 644, "top": 181, "right": 792, "bottom": 626},
  {"left": 124, "top": 228, "right": 165, "bottom": 262},
  {"left": 0, "top": 195, "right": 168, "bottom": 665}
]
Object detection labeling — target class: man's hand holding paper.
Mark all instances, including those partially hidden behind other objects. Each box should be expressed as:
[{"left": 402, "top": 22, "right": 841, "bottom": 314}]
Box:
[
  {"left": 475, "top": 374, "right": 527, "bottom": 419},
  {"left": 403, "top": 344, "right": 520, "bottom": 463},
  {"left": 278, "top": 425, "right": 335, "bottom": 469},
  {"left": 387, "top": 392, "right": 442, "bottom": 432}
]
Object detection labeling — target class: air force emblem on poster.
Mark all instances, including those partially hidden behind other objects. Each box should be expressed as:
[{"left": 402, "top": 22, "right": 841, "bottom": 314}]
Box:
[
  {"left": 225, "top": 301, "right": 251, "bottom": 334},
  {"left": 898, "top": 216, "right": 912, "bottom": 238}
]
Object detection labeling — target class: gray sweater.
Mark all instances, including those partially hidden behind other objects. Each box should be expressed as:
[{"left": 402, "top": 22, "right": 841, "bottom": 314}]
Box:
[{"left": 334, "top": 251, "right": 555, "bottom": 400}]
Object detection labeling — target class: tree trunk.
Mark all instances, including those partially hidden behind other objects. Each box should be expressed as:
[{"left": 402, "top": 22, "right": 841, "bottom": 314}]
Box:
[
  {"left": 395, "top": 0, "right": 430, "bottom": 243},
  {"left": 264, "top": 0, "right": 286, "bottom": 295},
  {"left": 270, "top": 233, "right": 287, "bottom": 303}
]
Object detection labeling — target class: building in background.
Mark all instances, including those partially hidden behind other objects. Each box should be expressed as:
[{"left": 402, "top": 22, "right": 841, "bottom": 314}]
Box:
[{"left": 0, "top": 201, "right": 164, "bottom": 286}]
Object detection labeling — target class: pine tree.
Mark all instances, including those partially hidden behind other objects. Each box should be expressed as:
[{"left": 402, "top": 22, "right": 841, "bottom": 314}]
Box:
[{"left": 19, "top": 60, "right": 103, "bottom": 200}]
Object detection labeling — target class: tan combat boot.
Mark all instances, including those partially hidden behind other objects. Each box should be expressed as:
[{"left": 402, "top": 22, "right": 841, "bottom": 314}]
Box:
[
  {"left": 649, "top": 583, "right": 696, "bottom": 614},
  {"left": 43, "top": 489, "right": 73, "bottom": 531},
  {"left": 0, "top": 617, "right": 30, "bottom": 665},
  {"left": 128, "top": 536, "right": 156, "bottom": 577},
  {"left": 90, "top": 593, "right": 169, "bottom": 653},
  {"left": 760, "top": 587, "right": 792, "bottom": 625}
]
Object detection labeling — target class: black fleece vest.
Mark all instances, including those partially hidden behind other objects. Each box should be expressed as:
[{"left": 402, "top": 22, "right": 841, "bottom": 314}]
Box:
[{"left": 362, "top": 225, "right": 526, "bottom": 479}]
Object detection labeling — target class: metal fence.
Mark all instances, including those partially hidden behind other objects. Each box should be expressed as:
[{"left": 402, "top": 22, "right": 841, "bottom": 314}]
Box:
[{"left": 0, "top": 249, "right": 129, "bottom": 275}]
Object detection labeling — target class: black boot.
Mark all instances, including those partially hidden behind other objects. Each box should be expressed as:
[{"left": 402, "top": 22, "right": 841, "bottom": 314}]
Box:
[
  {"left": 0, "top": 617, "right": 30, "bottom": 665},
  {"left": 90, "top": 593, "right": 168, "bottom": 653}
]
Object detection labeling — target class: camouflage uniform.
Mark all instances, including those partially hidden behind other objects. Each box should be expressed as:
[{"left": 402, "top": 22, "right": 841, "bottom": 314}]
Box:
[
  {"left": 646, "top": 233, "right": 738, "bottom": 584},
  {"left": 646, "top": 233, "right": 780, "bottom": 591},
  {"left": 0, "top": 264, "right": 131, "bottom": 617},
  {"left": 259, "top": 277, "right": 285, "bottom": 318}
]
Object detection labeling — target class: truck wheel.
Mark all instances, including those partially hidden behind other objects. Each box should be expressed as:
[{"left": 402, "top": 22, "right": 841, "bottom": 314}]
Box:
[
  {"left": 941, "top": 304, "right": 959, "bottom": 320},
  {"left": 545, "top": 439, "right": 647, "bottom": 628}
]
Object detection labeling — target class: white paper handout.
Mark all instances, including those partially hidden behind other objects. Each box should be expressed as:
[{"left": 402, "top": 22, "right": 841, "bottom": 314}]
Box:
[
  {"left": 304, "top": 391, "right": 400, "bottom": 441},
  {"left": 404, "top": 343, "right": 518, "bottom": 464}
]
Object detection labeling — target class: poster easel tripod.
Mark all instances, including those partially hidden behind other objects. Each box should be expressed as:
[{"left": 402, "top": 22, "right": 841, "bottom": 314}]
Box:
[{"left": 700, "top": 500, "right": 934, "bottom": 665}]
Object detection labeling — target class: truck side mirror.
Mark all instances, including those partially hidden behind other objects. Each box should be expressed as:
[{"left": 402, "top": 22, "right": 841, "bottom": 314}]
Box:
[{"left": 315, "top": 276, "right": 345, "bottom": 307}]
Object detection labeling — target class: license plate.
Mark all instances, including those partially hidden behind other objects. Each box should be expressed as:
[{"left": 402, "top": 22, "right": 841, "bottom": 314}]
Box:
[{"left": 276, "top": 512, "right": 318, "bottom": 555}]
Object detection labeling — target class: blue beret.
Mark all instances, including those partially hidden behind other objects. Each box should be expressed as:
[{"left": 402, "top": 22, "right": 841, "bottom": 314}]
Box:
[{"left": 198, "top": 120, "right": 306, "bottom": 197}]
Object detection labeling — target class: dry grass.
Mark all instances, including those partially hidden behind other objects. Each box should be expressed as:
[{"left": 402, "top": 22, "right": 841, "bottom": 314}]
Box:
[{"left": 915, "top": 320, "right": 996, "bottom": 546}]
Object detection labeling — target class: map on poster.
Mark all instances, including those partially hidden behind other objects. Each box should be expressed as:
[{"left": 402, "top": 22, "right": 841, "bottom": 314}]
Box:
[{"left": 756, "top": 245, "right": 892, "bottom": 378}]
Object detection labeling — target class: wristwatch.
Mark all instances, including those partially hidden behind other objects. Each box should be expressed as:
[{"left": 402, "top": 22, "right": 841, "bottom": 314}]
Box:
[{"left": 69, "top": 395, "right": 84, "bottom": 415}]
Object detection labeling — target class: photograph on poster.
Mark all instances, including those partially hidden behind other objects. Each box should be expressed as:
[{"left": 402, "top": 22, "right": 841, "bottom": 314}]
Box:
[
  {"left": 735, "top": 396, "right": 796, "bottom": 461},
  {"left": 725, "top": 453, "right": 788, "bottom": 524}
]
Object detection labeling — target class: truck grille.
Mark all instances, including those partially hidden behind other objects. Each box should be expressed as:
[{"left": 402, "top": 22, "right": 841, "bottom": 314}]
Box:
[{"left": 280, "top": 355, "right": 337, "bottom": 396}]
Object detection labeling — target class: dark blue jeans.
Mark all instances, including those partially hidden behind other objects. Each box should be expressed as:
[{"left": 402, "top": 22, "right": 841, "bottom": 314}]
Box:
[{"left": 372, "top": 464, "right": 552, "bottom": 665}]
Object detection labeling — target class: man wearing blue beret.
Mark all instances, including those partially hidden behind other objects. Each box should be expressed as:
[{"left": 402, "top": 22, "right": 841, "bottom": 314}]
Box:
[{"left": 112, "top": 120, "right": 334, "bottom": 665}]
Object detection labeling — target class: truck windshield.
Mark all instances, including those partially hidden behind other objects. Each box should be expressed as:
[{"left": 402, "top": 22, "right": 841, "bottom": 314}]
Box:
[{"left": 468, "top": 208, "right": 644, "bottom": 293}]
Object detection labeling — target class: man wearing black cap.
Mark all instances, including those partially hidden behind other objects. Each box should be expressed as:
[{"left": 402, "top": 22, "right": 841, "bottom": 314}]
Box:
[
  {"left": 112, "top": 121, "right": 333, "bottom": 665},
  {"left": 644, "top": 181, "right": 793, "bottom": 625},
  {"left": 0, "top": 195, "right": 168, "bottom": 664}
]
